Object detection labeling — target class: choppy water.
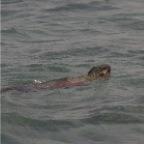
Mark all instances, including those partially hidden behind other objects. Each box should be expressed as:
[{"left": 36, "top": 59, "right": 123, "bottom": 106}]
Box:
[{"left": 1, "top": 0, "right": 144, "bottom": 144}]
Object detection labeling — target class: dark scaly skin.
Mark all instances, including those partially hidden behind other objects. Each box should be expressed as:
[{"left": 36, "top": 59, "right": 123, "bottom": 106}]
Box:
[{"left": 1, "top": 64, "right": 110, "bottom": 93}]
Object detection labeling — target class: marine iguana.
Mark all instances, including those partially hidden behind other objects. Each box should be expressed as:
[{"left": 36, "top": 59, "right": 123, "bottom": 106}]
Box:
[{"left": 1, "top": 64, "right": 110, "bottom": 93}]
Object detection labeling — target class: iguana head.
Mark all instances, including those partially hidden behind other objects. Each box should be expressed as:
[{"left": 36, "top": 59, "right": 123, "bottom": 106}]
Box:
[{"left": 87, "top": 64, "right": 111, "bottom": 80}]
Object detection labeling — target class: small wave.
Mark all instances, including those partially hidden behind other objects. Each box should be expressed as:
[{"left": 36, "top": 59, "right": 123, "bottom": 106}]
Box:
[
  {"left": 27, "top": 64, "right": 70, "bottom": 73},
  {"left": 139, "top": 56, "right": 144, "bottom": 61},
  {"left": 121, "top": 20, "right": 144, "bottom": 31},
  {"left": 1, "top": 27, "right": 28, "bottom": 38},
  {"left": 46, "top": 66, "right": 70, "bottom": 73},
  {"left": 84, "top": 112, "right": 144, "bottom": 124},
  {"left": 1, "top": 134, "right": 22, "bottom": 144},
  {"left": 2, "top": 113, "right": 81, "bottom": 131},
  {"left": 1, "top": 63, "right": 12, "bottom": 68},
  {"left": 1, "top": 28, "right": 18, "bottom": 34},
  {"left": 1, "top": 0, "right": 23, "bottom": 5},
  {"left": 109, "top": 51, "right": 136, "bottom": 58},
  {"left": 40, "top": 46, "right": 109, "bottom": 61},
  {"left": 1, "top": 10, "right": 17, "bottom": 17},
  {"left": 46, "top": 2, "right": 117, "bottom": 12},
  {"left": 128, "top": 50, "right": 144, "bottom": 55},
  {"left": 107, "top": 13, "right": 144, "bottom": 31}
]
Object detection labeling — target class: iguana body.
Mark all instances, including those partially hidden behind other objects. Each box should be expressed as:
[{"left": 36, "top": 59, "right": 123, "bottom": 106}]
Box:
[{"left": 1, "top": 64, "right": 110, "bottom": 93}]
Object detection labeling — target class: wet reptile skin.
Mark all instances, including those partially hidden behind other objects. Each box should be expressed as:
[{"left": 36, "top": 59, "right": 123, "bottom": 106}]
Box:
[{"left": 1, "top": 64, "right": 110, "bottom": 93}]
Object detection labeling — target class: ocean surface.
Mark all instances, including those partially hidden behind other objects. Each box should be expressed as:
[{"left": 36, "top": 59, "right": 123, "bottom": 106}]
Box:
[{"left": 1, "top": 0, "right": 144, "bottom": 144}]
